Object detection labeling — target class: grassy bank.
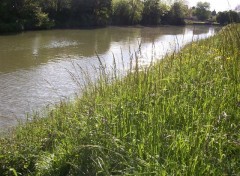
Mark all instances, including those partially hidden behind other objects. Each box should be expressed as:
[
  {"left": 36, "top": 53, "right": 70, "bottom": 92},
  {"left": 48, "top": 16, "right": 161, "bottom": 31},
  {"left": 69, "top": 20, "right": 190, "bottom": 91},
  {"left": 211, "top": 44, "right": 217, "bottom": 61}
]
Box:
[{"left": 0, "top": 24, "right": 239, "bottom": 175}]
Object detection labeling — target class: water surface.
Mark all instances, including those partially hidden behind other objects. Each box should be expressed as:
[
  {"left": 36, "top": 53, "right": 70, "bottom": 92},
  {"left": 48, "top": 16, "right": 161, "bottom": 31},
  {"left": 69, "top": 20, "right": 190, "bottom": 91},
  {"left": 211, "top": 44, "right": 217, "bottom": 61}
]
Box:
[{"left": 0, "top": 26, "right": 220, "bottom": 129}]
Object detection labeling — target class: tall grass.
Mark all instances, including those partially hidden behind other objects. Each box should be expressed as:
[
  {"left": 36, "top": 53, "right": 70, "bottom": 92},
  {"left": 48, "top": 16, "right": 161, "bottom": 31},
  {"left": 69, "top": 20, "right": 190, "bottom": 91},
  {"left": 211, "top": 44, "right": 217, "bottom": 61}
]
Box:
[{"left": 0, "top": 24, "right": 239, "bottom": 175}]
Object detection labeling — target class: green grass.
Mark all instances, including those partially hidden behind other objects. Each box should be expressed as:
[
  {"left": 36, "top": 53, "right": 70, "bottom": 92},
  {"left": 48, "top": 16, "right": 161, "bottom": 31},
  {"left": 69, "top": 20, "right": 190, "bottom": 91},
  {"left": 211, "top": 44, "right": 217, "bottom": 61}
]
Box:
[{"left": 0, "top": 24, "right": 240, "bottom": 176}]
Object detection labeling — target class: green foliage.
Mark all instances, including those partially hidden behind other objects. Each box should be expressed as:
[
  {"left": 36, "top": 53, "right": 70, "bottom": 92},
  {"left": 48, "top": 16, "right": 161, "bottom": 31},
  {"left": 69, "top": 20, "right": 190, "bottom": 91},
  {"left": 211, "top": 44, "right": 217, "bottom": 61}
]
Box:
[
  {"left": 111, "top": 0, "right": 129, "bottom": 25},
  {"left": 0, "top": 22, "right": 23, "bottom": 33},
  {"left": 141, "top": 0, "right": 168, "bottom": 25},
  {"left": 112, "top": 0, "right": 143, "bottom": 25},
  {"left": 217, "top": 11, "right": 240, "bottom": 25},
  {"left": 39, "top": 0, "right": 71, "bottom": 27},
  {"left": 70, "top": 0, "right": 110, "bottom": 27},
  {"left": 94, "top": 0, "right": 112, "bottom": 26},
  {"left": 0, "top": 0, "right": 22, "bottom": 32},
  {"left": 195, "top": 1, "right": 211, "bottom": 21},
  {"left": 164, "top": 2, "right": 187, "bottom": 25},
  {"left": 0, "top": 0, "right": 112, "bottom": 31},
  {"left": 0, "top": 24, "right": 240, "bottom": 175},
  {"left": 0, "top": 0, "right": 53, "bottom": 32},
  {"left": 0, "top": 0, "right": 197, "bottom": 32},
  {"left": 3, "top": 0, "right": 240, "bottom": 32}
]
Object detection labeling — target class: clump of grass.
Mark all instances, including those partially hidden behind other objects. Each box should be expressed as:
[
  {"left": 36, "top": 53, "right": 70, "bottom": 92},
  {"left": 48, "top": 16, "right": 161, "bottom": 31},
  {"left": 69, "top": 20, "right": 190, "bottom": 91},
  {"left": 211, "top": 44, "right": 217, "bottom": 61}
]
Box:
[{"left": 0, "top": 24, "right": 239, "bottom": 175}]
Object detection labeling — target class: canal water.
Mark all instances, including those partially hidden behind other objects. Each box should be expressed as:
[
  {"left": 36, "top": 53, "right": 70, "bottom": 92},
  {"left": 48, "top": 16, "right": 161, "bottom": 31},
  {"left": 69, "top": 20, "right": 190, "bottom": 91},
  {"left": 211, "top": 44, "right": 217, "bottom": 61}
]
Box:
[{"left": 0, "top": 26, "right": 220, "bottom": 129}]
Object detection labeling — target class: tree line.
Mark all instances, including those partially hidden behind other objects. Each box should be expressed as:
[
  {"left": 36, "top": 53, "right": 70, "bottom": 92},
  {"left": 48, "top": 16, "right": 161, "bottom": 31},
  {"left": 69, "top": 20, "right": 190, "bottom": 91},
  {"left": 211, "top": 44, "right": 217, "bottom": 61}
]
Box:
[
  {"left": 0, "top": 0, "right": 239, "bottom": 33},
  {"left": 190, "top": 2, "right": 240, "bottom": 25}
]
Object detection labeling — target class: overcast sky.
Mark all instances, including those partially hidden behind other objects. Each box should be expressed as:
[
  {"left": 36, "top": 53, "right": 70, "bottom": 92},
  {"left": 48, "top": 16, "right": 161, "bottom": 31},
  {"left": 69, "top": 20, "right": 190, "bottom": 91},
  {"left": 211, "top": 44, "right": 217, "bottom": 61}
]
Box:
[{"left": 187, "top": 0, "right": 239, "bottom": 12}]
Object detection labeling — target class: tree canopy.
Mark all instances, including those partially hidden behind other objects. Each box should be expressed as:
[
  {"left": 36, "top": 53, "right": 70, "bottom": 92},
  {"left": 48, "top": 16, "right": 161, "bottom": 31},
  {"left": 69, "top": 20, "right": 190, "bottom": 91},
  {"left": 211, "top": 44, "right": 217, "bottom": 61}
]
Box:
[
  {"left": 165, "top": 1, "right": 187, "bottom": 25},
  {"left": 141, "top": 0, "right": 168, "bottom": 25},
  {"left": 1, "top": 0, "right": 239, "bottom": 33},
  {"left": 194, "top": 2, "right": 211, "bottom": 21},
  {"left": 216, "top": 11, "right": 240, "bottom": 25}
]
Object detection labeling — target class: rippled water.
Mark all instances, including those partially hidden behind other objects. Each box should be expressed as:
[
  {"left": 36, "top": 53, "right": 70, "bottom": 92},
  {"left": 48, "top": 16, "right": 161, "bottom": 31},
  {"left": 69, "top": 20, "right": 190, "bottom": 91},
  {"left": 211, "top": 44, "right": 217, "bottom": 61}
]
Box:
[{"left": 0, "top": 26, "right": 221, "bottom": 129}]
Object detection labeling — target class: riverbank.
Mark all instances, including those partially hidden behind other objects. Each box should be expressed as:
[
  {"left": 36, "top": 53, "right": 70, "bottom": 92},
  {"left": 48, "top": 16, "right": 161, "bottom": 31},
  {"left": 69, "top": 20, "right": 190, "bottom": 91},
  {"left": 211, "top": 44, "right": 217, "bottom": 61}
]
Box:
[
  {"left": 0, "top": 24, "right": 239, "bottom": 175},
  {"left": 185, "top": 19, "right": 220, "bottom": 26}
]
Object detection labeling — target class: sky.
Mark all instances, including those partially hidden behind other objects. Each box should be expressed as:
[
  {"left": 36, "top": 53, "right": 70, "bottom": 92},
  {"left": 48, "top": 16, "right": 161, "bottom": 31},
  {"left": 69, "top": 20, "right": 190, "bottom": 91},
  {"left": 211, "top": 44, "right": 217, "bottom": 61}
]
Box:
[{"left": 187, "top": 0, "right": 240, "bottom": 12}]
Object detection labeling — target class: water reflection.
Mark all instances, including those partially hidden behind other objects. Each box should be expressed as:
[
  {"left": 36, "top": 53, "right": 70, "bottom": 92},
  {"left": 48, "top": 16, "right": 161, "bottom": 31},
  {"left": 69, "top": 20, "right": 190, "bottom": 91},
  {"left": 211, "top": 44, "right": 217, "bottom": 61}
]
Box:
[
  {"left": 0, "top": 26, "right": 221, "bottom": 129},
  {"left": 192, "top": 25, "right": 216, "bottom": 35},
  {"left": 0, "top": 26, "right": 221, "bottom": 73},
  {"left": 0, "top": 29, "right": 113, "bottom": 73}
]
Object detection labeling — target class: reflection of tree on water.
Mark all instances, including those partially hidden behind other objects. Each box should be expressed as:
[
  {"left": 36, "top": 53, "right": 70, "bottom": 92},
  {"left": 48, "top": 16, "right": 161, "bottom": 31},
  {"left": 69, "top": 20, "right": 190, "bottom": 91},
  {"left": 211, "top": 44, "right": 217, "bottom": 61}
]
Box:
[
  {"left": 192, "top": 26, "right": 214, "bottom": 35},
  {"left": 109, "top": 27, "right": 141, "bottom": 43},
  {"left": 140, "top": 26, "right": 185, "bottom": 43},
  {"left": 0, "top": 27, "right": 141, "bottom": 73},
  {"left": 0, "top": 26, "right": 220, "bottom": 73},
  {"left": 78, "top": 28, "right": 112, "bottom": 57},
  {"left": 0, "top": 29, "right": 112, "bottom": 73}
]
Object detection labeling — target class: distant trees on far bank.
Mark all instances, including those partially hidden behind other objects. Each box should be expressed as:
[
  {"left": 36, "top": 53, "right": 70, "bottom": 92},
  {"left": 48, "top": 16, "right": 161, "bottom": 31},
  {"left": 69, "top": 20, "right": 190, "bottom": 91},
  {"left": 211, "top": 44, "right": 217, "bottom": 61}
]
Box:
[
  {"left": 111, "top": 0, "right": 143, "bottom": 25},
  {"left": 191, "top": 2, "right": 240, "bottom": 25},
  {"left": 216, "top": 11, "right": 240, "bottom": 25},
  {"left": 0, "top": 0, "right": 189, "bottom": 32},
  {"left": 141, "top": 0, "right": 168, "bottom": 25},
  {"left": 194, "top": 2, "right": 211, "bottom": 21},
  {"left": 0, "top": 0, "right": 240, "bottom": 33},
  {"left": 165, "top": 2, "right": 187, "bottom": 25}
]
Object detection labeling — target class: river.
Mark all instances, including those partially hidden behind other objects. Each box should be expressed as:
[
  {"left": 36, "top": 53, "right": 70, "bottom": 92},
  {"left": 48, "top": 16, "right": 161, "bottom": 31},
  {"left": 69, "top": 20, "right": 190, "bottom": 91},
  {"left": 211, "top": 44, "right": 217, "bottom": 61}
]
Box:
[{"left": 0, "top": 26, "right": 220, "bottom": 130}]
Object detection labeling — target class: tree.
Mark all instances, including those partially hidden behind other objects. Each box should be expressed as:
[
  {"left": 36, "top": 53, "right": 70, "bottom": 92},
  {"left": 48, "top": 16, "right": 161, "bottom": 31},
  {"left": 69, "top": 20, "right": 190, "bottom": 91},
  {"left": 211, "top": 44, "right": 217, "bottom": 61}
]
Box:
[
  {"left": 112, "top": 0, "right": 132, "bottom": 25},
  {"left": 216, "top": 11, "right": 240, "bottom": 25},
  {"left": 211, "top": 10, "right": 216, "bottom": 16},
  {"left": 70, "top": 0, "right": 111, "bottom": 27},
  {"left": 141, "top": 0, "right": 168, "bottom": 25},
  {"left": 112, "top": 0, "right": 143, "bottom": 25},
  {"left": 94, "top": 0, "right": 112, "bottom": 26},
  {"left": 195, "top": 2, "right": 211, "bottom": 21},
  {"left": 165, "top": 1, "right": 187, "bottom": 25},
  {"left": 39, "top": 0, "right": 71, "bottom": 26},
  {"left": 0, "top": 0, "right": 53, "bottom": 32},
  {"left": 0, "top": 0, "right": 22, "bottom": 32},
  {"left": 129, "top": 0, "right": 143, "bottom": 25}
]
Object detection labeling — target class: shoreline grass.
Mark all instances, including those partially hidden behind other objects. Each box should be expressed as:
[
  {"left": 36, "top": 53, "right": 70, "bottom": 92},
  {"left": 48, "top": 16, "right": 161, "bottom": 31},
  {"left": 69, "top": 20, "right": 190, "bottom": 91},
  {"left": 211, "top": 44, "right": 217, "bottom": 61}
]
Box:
[{"left": 0, "top": 24, "right": 239, "bottom": 175}]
